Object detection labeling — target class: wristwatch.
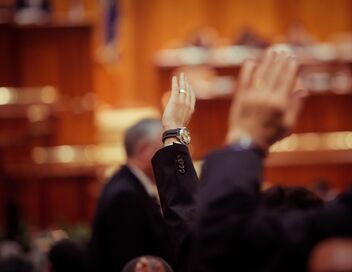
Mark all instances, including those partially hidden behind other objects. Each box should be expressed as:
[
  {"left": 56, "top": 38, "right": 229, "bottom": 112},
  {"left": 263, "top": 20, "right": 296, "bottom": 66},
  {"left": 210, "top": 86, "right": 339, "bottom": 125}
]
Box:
[{"left": 162, "top": 127, "right": 191, "bottom": 145}]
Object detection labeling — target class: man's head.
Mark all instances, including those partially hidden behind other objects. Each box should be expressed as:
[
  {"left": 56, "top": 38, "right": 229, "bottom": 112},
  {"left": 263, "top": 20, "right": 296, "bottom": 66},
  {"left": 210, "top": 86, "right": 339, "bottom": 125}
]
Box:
[
  {"left": 124, "top": 118, "right": 163, "bottom": 178},
  {"left": 48, "top": 239, "right": 88, "bottom": 272}
]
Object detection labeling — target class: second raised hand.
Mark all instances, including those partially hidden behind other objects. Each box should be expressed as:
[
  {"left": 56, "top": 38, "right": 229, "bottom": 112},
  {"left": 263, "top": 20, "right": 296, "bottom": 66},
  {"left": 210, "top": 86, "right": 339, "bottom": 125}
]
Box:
[{"left": 227, "top": 50, "right": 303, "bottom": 152}]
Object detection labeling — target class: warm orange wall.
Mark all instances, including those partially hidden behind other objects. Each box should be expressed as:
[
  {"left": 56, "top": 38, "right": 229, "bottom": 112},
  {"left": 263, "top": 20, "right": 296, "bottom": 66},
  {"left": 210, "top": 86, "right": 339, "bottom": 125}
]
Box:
[{"left": 51, "top": 0, "right": 352, "bottom": 107}]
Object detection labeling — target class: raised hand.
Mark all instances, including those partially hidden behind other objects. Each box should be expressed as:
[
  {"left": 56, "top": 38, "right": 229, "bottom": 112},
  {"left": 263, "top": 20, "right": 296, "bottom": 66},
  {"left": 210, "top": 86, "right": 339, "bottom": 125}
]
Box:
[
  {"left": 162, "top": 73, "right": 196, "bottom": 131},
  {"left": 227, "top": 50, "right": 306, "bottom": 151}
]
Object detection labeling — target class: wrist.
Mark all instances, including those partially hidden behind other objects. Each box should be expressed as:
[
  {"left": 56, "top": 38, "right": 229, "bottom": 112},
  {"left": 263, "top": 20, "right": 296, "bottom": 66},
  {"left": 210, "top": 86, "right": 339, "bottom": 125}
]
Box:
[
  {"left": 162, "top": 127, "right": 191, "bottom": 145},
  {"left": 163, "top": 137, "right": 181, "bottom": 147},
  {"left": 227, "top": 129, "right": 270, "bottom": 153},
  {"left": 162, "top": 122, "right": 179, "bottom": 131}
]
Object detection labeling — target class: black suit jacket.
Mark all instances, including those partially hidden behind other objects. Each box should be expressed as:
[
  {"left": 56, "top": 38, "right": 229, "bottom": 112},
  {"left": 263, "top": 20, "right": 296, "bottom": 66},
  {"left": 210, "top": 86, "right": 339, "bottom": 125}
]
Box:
[
  {"left": 152, "top": 144, "right": 352, "bottom": 272},
  {"left": 197, "top": 148, "right": 352, "bottom": 272},
  {"left": 152, "top": 144, "right": 199, "bottom": 272},
  {"left": 89, "top": 165, "right": 174, "bottom": 272}
]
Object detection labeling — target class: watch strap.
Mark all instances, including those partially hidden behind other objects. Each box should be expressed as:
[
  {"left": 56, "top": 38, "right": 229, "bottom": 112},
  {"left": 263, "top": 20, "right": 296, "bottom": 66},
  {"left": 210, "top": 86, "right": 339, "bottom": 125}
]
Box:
[{"left": 162, "top": 129, "right": 179, "bottom": 143}]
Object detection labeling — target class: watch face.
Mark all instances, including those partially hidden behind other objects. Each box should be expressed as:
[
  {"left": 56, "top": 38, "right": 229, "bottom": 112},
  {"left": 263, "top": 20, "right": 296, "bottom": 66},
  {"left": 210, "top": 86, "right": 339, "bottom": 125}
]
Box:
[{"left": 178, "top": 127, "right": 191, "bottom": 145}]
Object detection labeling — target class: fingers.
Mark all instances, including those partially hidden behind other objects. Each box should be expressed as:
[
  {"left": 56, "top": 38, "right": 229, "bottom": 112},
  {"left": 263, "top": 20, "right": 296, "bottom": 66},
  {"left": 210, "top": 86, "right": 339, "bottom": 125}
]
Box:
[
  {"left": 294, "top": 77, "right": 305, "bottom": 92},
  {"left": 179, "top": 72, "right": 186, "bottom": 104},
  {"left": 276, "top": 57, "right": 299, "bottom": 95},
  {"left": 162, "top": 73, "right": 196, "bottom": 130},
  {"left": 171, "top": 75, "right": 178, "bottom": 98},
  {"left": 179, "top": 72, "right": 186, "bottom": 91},
  {"left": 251, "top": 50, "right": 298, "bottom": 99},
  {"left": 236, "top": 58, "right": 256, "bottom": 95},
  {"left": 180, "top": 73, "right": 195, "bottom": 112},
  {"left": 190, "top": 84, "right": 196, "bottom": 111},
  {"left": 252, "top": 50, "right": 277, "bottom": 90},
  {"left": 266, "top": 52, "right": 290, "bottom": 89},
  {"left": 186, "top": 82, "right": 192, "bottom": 108},
  {"left": 284, "top": 88, "right": 308, "bottom": 129}
]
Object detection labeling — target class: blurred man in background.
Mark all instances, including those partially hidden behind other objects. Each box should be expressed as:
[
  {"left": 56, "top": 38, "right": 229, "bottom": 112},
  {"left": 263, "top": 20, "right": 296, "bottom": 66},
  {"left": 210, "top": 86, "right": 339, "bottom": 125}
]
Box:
[{"left": 89, "top": 118, "right": 174, "bottom": 272}]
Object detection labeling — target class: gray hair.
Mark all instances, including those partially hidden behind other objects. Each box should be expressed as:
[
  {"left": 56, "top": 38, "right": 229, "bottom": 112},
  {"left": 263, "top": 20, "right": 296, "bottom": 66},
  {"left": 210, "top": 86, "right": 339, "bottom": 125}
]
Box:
[{"left": 124, "top": 118, "right": 162, "bottom": 158}]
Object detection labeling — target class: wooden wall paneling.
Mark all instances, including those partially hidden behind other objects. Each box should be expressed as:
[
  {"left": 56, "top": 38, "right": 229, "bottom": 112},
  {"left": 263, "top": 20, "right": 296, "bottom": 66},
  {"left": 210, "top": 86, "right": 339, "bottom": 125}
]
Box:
[
  {"left": 50, "top": 0, "right": 352, "bottom": 108},
  {"left": 296, "top": 93, "right": 352, "bottom": 133},
  {"left": 0, "top": 179, "right": 5, "bottom": 229},
  {"left": 0, "top": 24, "right": 17, "bottom": 86},
  {"left": 16, "top": 27, "right": 61, "bottom": 88},
  {"left": 188, "top": 97, "right": 231, "bottom": 159},
  {"left": 43, "top": 176, "right": 96, "bottom": 228},
  {"left": 19, "top": 178, "right": 42, "bottom": 228},
  {"left": 206, "top": 0, "right": 282, "bottom": 39},
  {"left": 45, "top": 178, "right": 80, "bottom": 227},
  {"left": 16, "top": 172, "right": 97, "bottom": 229},
  {"left": 265, "top": 164, "right": 352, "bottom": 190},
  {"left": 131, "top": 0, "right": 209, "bottom": 107},
  {"left": 15, "top": 25, "right": 95, "bottom": 145},
  {"left": 295, "top": 0, "right": 352, "bottom": 40}
]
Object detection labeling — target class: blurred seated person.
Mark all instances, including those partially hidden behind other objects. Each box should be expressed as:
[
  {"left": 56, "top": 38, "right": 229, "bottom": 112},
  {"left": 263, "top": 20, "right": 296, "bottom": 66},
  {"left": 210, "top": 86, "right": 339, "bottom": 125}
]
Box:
[
  {"left": 0, "top": 255, "right": 34, "bottom": 272},
  {"left": 286, "top": 21, "right": 315, "bottom": 47},
  {"left": 162, "top": 27, "right": 222, "bottom": 50},
  {"left": 186, "top": 27, "right": 220, "bottom": 49},
  {"left": 234, "top": 27, "right": 270, "bottom": 48},
  {"left": 309, "top": 238, "right": 352, "bottom": 272},
  {"left": 152, "top": 51, "right": 352, "bottom": 272},
  {"left": 48, "top": 239, "right": 88, "bottom": 272},
  {"left": 89, "top": 118, "right": 183, "bottom": 272},
  {"left": 262, "top": 185, "right": 324, "bottom": 212},
  {"left": 15, "top": 0, "right": 51, "bottom": 24},
  {"left": 0, "top": 241, "right": 33, "bottom": 272},
  {"left": 122, "top": 256, "right": 173, "bottom": 272},
  {"left": 311, "top": 180, "right": 339, "bottom": 202}
]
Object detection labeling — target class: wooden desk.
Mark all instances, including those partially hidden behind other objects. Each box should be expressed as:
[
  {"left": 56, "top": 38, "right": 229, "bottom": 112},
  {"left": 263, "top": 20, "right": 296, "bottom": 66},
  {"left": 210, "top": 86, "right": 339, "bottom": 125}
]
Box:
[{"left": 188, "top": 92, "right": 352, "bottom": 159}]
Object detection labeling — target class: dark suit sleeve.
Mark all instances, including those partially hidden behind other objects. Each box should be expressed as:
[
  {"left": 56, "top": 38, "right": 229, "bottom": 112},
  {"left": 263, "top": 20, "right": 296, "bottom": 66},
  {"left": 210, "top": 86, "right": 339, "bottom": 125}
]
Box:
[
  {"left": 152, "top": 143, "right": 199, "bottom": 270},
  {"left": 194, "top": 147, "right": 264, "bottom": 272},
  {"left": 152, "top": 143, "right": 199, "bottom": 225}
]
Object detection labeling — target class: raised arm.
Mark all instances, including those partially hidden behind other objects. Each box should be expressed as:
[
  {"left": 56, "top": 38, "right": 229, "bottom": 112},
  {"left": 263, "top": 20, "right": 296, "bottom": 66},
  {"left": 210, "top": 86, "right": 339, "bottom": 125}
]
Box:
[
  {"left": 152, "top": 73, "right": 198, "bottom": 271},
  {"left": 194, "top": 51, "right": 303, "bottom": 272}
]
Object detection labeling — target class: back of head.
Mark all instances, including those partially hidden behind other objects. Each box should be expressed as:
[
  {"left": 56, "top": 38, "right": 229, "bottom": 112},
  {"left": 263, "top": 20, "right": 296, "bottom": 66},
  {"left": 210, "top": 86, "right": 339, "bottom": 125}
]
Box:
[
  {"left": 0, "top": 256, "right": 34, "bottom": 272},
  {"left": 262, "top": 185, "right": 323, "bottom": 211},
  {"left": 122, "top": 256, "right": 173, "bottom": 272},
  {"left": 262, "top": 186, "right": 286, "bottom": 209},
  {"left": 124, "top": 118, "right": 162, "bottom": 159},
  {"left": 48, "top": 239, "right": 88, "bottom": 272},
  {"left": 0, "top": 241, "right": 33, "bottom": 272},
  {"left": 286, "top": 187, "right": 323, "bottom": 210},
  {"left": 309, "top": 238, "right": 352, "bottom": 272}
]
